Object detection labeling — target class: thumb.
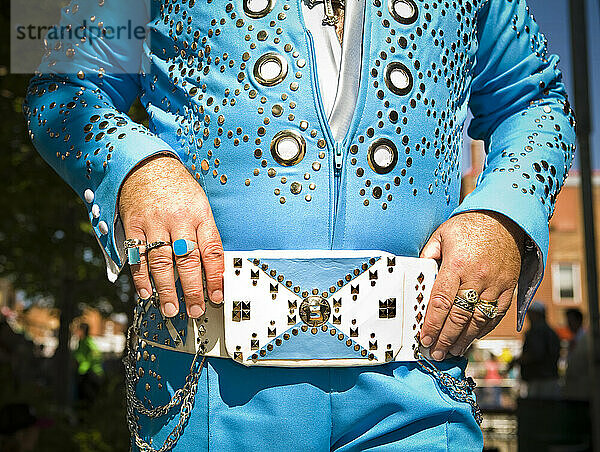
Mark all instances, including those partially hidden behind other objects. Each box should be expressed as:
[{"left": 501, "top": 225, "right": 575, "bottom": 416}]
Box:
[{"left": 420, "top": 229, "right": 443, "bottom": 260}]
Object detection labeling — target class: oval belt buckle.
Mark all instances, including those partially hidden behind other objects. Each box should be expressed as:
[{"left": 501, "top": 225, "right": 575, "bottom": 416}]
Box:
[{"left": 299, "top": 295, "right": 331, "bottom": 327}]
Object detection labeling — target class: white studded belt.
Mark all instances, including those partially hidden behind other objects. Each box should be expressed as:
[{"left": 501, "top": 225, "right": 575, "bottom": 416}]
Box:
[{"left": 133, "top": 250, "right": 437, "bottom": 367}]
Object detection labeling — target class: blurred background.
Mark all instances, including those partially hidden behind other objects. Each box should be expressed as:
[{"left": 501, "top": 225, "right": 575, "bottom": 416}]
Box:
[{"left": 0, "top": 0, "right": 598, "bottom": 451}]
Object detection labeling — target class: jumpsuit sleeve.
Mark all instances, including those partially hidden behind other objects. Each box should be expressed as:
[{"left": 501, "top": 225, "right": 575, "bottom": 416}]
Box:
[
  {"left": 453, "top": 0, "right": 577, "bottom": 330},
  {"left": 23, "top": 0, "right": 181, "bottom": 282}
]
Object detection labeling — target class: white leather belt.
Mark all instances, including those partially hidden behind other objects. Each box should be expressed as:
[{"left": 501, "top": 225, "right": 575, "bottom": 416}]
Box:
[{"left": 133, "top": 250, "right": 438, "bottom": 367}]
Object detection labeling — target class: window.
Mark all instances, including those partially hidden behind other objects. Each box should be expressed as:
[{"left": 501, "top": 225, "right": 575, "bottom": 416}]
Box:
[{"left": 551, "top": 263, "right": 581, "bottom": 305}]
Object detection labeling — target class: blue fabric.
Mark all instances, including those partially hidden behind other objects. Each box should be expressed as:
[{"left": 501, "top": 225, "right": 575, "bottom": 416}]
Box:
[
  {"left": 24, "top": 0, "right": 576, "bottom": 330},
  {"left": 252, "top": 322, "right": 368, "bottom": 361},
  {"left": 256, "top": 257, "right": 377, "bottom": 294},
  {"left": 134, "top": 344, "right": 483, "bottom": 451}
]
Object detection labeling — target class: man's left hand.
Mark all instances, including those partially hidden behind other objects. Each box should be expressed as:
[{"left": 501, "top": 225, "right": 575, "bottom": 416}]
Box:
[{"left": 419, "top": 211, "right": 525, "bottom": 360}]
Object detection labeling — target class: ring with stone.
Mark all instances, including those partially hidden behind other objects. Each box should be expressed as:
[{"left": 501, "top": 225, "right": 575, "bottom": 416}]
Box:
[
  {"left": 123, "top": 239, "right": 146, "bottom": 265},
  {"left": 172, "top": 239, "right": 196, "bottom": 257},
  {"left": 476, "top": 299, "right": 499, "bottom": 319},
  {"left": 145, "top": 240, "right": 170, "bottom": 252}
]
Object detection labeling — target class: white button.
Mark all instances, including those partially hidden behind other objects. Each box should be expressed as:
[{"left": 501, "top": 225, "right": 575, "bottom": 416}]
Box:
[
  {"left": 84, "top": 189, "right": 95, "bottom": 204},
  {"left": 98, "top": 221, "right": 109, "bottom": 235},
  {"left": 394, "top": 0, "right": 415, "bottom": 18},
  {"left": 247, "top": 0, "right": 269, "bottom": 13},
  {"left": 373, "top": 146, "right": 395, "bottom": 168},
  {"left": 390, "top": 68, "right": 410, "bottom": 90},
  {"left": 91, "top": 204, "right": 100, "bottom": 219}
]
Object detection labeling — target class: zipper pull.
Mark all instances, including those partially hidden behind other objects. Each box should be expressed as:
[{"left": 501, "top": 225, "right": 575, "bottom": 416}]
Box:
[
  {"left": 334, "top": 142, "right": 343, "bottom": 171},
  {"left": 322, "top": 0, "right": 338, "bottom": 26}
]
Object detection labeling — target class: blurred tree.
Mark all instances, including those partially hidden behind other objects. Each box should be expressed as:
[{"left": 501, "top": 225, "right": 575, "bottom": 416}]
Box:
[{"left": 0, "top": 0, "right": 140, "bottom": 407}]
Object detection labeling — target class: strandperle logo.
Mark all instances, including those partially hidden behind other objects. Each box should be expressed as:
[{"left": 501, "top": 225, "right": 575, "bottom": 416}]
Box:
[
  {"left": 10, "top": 0, "right": 151, "bottom": 74},
  {"left": 15, "top": 20, "right": 147, "bottom": 42}
]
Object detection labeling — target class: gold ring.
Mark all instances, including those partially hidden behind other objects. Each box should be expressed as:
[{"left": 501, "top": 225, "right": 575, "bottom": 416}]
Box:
[
  {"left": 478, "top": 298, "right": 498, "bottom": 306},
  {"left": 456, "top": 289, "right": 479, "bottom": 305},
  {"left": 476, "top": 300, "right": 499, "bottom": 319},
  {"left": 453, "top": 295, "right": 476, "bottom": 313}
]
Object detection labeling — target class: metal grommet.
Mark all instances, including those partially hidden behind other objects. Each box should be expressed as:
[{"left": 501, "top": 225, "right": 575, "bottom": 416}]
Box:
[
  {"left": 254, "top": 52, "right": 288, "bottom": 87},
  {"left": 388, "top": 0, "right": 418, "bottom": 24},
  {"left": 243, "top": 0, "right": 276, "bottom": 18},
  {"left": 299, "top": 296, "right": 331, "bottom": 327},
  {"left": 367, "top": 138, "right": 398, "bottom": 174},
  {"left": 270, "top": 130, "right": 306, "bottom": 166},
  {"left": 384, "top": 62, "right": 413, "bottom": 96}
]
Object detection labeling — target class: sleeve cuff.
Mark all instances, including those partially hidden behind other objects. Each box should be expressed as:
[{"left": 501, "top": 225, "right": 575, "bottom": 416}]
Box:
[{"left": 82, "top": 140, "right": 182, "bottom": 278}]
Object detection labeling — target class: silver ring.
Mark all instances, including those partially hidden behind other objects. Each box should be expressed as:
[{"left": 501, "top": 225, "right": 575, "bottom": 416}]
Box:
[
  {"left": 123, "top": 238, "right": 145, "bottom": 249},
  {"left": 146, "top": 240, "right": 170, "bottom": 252}
]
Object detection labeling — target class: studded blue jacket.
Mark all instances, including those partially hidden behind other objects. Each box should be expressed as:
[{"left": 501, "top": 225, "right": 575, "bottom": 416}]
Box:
[{"left": 24, "top": 0, "right": 576, "bottom": 330}]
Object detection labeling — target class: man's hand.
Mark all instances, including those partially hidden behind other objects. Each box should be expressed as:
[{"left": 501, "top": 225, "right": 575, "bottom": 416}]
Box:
[
  {"left": 118, "top": 155, "right": 224, "bottom": 319},
  {"left": 419, "top": 211, "right": 525, "bottom": 360}
]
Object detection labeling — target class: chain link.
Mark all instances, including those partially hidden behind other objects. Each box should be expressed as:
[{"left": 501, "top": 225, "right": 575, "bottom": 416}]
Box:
[
  {"left": 415, "top": 349, "right": 483, "bottom": 425},
  {"left": 123, "top": 324, "right": 206, "bottom": 452}
]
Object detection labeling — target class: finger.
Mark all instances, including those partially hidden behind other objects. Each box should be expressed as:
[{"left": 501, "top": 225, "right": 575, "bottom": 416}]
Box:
[
  {"left": 430, "top": 283, "right": 483, "bottom": 361},
  {"left": 420, "top": 230, "right": 442, "bottom": 260},
  {"left": 448, "top": 286, "right": 504, "bottom": 356},
  {"left": 196, "top": 213, "right": 224, "bottom": 304},
  {"left": 123, "top": 225, "right": 151, "bottom": 300},
  {"left": 146, "top": 227, "right": 179, "bottom": 318},
  {"left": 420, "top": 264, "right": 460, "bottom": 349},
  {"left": 171, "top": 229, "right": 205, "bottom": 318}
]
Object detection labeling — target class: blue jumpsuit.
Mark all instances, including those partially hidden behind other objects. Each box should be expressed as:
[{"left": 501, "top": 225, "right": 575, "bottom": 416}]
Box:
[{"left": 24, "top": 0, "right": 576, "bottom": 449}]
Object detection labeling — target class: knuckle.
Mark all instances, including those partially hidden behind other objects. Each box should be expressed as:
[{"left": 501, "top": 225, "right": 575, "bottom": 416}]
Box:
[
  {"left": 183, "top": 288, "right": 204, "bottom": 301},
  {"left": 448, "top": 308, "right": 472, "bottom": 326},
  {"left": 176, "top": 253, "right": 202, "bottom": 271},
  {"left": 149, "top": 251, "right": 174, "bottom": 270},
  {"left": 436, "top": 336, "right": 454, "bottom": 349},
  {"left": 430, "top": 294, "right": 454, "bottom": 313},
  {"left": 471, "top": 312, "right": 490, "bottom": 329},
  {"left": 157, "top": 287, "right": 177, "bottom": 301},
  {"left": 199, "top": 240, "right": 224, "bottom": 261}
]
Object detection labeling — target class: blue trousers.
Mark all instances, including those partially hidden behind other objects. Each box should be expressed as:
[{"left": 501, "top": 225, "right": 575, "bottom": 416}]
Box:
[{"left": 132, "top": 343, "right": 483, "bottom": 451}]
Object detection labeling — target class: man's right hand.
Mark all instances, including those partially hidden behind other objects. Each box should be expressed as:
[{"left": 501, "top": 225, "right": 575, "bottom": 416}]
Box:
[{"left": 118, "top": 154, "right": 224, "bottom": 318}]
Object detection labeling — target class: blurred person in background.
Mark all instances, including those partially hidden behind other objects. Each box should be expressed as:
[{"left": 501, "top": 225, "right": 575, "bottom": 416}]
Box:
[
  {"left": 510, "top": 301, "right": 560, "bottom": 398},
  {"left": 73, "top": 322, "right": 104, "bottom": 404},
  {"left": 563, "top": 308, "right": 590, "bottom": 400}
]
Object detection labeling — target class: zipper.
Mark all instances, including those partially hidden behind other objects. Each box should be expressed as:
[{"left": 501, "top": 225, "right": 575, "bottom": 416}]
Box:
[{"left": 304, "top": 29, "right": 343, "bottom": 248}]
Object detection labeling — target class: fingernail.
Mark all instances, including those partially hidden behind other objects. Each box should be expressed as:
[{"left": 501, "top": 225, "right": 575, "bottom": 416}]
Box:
[
  {"left": 432, "top": 350, "right": 445, "bottom": 361},
  {"left": 210, "top": 290, "right": 223, "bottom": 303},
  {"left": 139, "top": 288, "right": 150, "bottom": 300},
  {"left": 189, "top": 305, "right": 204, "bottom": 318},
  {"left": 163, "top": 302, "right": 178, "bottom": 317},
  {"left": 421, "top": 336, "right": 433, "bottom": 347}
]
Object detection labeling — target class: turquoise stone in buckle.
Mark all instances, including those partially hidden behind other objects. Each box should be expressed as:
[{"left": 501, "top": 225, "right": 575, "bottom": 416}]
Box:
[{"left": 173, "top": 239, "right": 196, "bottom": 257}]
